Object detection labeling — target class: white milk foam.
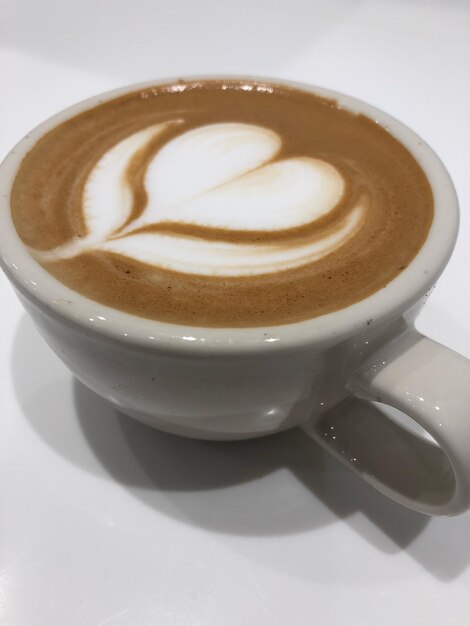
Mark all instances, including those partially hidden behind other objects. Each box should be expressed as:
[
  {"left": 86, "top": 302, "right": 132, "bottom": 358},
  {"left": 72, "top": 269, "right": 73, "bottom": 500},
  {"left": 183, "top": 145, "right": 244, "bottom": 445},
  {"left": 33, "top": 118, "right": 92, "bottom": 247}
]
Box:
[{"left": 36, "top": 123, "right": 364, "bottom": 276}]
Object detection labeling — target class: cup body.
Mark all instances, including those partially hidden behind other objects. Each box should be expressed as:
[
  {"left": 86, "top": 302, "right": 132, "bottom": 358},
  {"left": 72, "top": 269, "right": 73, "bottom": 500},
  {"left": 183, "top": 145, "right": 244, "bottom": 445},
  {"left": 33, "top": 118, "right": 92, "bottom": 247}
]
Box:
[{"left": 16, "top": 287, "right": 424, "bottom": 439}]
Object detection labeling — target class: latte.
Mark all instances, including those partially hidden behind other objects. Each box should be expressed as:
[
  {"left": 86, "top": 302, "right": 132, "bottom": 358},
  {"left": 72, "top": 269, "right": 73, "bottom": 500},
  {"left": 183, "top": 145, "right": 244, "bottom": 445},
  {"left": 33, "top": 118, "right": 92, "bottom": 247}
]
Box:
[{"left": 11, "top": 80, "right": 433, "bottom": 326}]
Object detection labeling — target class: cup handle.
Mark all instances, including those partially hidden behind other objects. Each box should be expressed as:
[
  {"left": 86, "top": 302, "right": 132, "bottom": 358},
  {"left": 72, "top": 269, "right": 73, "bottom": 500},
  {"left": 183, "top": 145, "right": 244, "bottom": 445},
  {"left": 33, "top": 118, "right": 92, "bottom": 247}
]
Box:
[{"left": 303, "top": 329, "right": 470, "bottom": 516}]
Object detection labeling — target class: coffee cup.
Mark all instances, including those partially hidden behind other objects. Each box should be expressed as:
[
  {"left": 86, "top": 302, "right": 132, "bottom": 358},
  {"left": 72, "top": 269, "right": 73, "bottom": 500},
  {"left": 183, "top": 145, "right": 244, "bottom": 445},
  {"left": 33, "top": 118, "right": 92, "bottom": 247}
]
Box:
[{"left": 1, "top": 77, "right": 469, "bottom": 516}]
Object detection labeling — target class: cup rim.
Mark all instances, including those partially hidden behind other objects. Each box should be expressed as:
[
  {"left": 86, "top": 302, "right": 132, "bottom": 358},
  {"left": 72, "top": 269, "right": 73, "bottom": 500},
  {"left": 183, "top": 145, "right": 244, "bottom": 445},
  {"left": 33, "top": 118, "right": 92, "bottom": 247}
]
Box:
[{"left": 0, "top": 75, "right": 459, "bottom": 354}]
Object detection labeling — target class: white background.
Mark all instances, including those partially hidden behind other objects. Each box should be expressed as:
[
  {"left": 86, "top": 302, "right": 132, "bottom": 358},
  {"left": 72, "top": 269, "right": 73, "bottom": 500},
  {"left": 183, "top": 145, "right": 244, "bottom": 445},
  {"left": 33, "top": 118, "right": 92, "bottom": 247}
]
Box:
[{"left": 1, "top": 1, "right": 470, "bottom": 624}]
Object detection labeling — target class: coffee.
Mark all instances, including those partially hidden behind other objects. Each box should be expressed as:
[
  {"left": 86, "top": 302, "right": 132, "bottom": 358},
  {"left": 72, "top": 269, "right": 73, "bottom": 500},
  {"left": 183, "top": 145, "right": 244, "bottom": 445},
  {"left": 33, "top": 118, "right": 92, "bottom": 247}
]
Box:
[{"left": 11, "top": 79, "right": 433, "bottom": 327}]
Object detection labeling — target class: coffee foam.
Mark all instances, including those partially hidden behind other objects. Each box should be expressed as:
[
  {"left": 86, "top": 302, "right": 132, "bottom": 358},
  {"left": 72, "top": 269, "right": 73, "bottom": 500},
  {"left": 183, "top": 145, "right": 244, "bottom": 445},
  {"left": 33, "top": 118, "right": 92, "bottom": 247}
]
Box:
[
  {"left": 11, "top": 80, "right": 433, "bottom": 327},
  {"left": 37, "top": 122, "right": 356, "bottom": 275}
]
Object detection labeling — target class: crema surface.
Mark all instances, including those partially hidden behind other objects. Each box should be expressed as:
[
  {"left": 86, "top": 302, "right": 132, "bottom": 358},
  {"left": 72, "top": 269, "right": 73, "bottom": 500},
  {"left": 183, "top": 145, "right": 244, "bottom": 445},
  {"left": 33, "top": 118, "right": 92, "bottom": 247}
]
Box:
[{"left": 11, "top": 80, "right": 433, "bottom": 327}]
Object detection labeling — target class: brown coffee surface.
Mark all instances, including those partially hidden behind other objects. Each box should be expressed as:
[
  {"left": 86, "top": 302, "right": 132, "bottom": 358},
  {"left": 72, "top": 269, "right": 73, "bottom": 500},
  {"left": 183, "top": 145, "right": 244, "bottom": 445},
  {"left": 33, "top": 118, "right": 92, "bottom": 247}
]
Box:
[{"left": 11, "top": 80, "right": 433, "bottom": 327}]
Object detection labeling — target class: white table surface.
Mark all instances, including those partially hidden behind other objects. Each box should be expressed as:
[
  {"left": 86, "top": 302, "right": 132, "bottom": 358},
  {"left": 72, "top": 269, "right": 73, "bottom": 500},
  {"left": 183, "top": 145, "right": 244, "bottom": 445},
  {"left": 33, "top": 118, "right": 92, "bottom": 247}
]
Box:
[{"left": 1, "top": 1, "right": 470, "bottom": 624}]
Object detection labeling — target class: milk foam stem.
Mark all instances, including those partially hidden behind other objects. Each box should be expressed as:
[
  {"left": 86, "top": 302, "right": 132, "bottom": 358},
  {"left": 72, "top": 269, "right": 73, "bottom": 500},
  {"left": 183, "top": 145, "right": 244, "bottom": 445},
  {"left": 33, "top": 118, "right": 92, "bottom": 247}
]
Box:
[{"left": 101, "top": 205, "right": 366, "bottom": 276}]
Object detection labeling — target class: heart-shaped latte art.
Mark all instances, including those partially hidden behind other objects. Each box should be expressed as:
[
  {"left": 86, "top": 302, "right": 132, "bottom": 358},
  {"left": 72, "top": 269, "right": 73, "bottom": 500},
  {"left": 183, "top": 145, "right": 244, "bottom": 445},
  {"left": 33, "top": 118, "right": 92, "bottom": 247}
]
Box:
[{"left": 36, "top": 122, "right": 365, "bottom": 275}]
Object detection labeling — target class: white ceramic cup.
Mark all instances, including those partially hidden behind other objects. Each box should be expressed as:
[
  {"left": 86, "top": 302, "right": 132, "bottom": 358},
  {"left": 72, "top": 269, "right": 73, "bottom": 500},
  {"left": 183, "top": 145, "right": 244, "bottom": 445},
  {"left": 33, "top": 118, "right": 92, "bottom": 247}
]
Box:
[{"left": 1, "top": 78, "right": 469, "bottom": 516}]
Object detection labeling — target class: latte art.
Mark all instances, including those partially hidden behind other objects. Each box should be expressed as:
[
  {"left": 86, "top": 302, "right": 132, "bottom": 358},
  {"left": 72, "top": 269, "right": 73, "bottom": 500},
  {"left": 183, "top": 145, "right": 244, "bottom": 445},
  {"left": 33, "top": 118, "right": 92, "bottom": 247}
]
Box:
[
  {"left": 37, "top": 122, "right": 364, "bottom": 276},
  {"left": 11, "top": 80, "right": 433, "bottom": 326}
]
